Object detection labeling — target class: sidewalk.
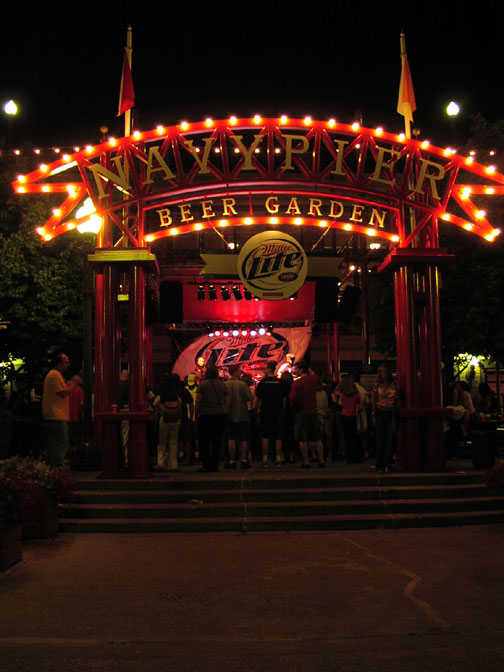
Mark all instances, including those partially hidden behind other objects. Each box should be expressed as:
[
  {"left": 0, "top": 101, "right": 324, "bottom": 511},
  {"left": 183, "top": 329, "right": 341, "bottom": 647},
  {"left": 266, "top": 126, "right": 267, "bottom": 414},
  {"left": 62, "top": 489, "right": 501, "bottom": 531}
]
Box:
[{"left": 2, "top": 523, "right": 504, "bottom": 670}]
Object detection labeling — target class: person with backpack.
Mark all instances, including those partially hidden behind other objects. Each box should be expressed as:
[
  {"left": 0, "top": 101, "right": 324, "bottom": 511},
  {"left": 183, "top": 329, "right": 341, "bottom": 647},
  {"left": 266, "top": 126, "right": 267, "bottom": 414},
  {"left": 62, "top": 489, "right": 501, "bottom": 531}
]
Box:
[{"left": 155, "top": 375, "right": 182, "bottom": 471}]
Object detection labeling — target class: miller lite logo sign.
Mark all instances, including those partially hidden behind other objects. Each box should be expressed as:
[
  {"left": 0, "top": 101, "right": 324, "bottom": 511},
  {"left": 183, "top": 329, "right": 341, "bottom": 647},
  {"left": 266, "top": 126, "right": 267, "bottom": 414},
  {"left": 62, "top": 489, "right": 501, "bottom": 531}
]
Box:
[{"left": 237, "top": 231, "right": 308, "bottom": 300}]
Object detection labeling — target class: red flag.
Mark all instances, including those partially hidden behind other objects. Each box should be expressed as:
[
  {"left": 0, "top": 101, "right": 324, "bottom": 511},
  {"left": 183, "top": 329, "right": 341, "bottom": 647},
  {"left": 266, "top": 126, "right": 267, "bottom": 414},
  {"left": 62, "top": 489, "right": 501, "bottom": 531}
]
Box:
[
  {"left": 118, "top": 49, "right": 135, "bottom": 116},
  {"left": 397, "top": 35, "right": 416, "bottom": 124}
]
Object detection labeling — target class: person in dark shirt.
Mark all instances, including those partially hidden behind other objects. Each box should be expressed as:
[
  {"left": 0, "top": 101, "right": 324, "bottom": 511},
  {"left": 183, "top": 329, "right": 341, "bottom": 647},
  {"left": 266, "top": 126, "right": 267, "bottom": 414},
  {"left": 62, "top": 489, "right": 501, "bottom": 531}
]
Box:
[{"left": 255, "top": 361, "right": 286, "bottom": 467}]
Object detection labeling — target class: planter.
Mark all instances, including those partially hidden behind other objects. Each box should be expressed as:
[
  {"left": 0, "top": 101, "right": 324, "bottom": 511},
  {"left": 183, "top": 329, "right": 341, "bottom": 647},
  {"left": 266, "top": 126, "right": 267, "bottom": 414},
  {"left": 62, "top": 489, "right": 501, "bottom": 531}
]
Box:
[
  {"left": 22, "top": 496, "right": 59, "bottom": 539},
  {"left": 0, "top": 522, "right": 22, "bottom": 571}
]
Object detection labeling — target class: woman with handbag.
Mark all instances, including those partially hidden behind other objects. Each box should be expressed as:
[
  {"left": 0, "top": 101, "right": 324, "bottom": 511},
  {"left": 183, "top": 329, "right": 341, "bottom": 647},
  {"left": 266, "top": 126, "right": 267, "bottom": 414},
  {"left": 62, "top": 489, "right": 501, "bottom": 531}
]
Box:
[{"left": 195, "top": 364, "right": 229, "bottom": 472}]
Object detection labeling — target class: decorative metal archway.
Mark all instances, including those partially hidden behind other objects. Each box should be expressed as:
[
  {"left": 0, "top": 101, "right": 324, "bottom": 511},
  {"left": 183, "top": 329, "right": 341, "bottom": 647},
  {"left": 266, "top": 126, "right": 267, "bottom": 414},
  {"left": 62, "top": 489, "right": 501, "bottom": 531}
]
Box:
[{"left": 13, "top": 117, "right": 503, "bottom": 475}]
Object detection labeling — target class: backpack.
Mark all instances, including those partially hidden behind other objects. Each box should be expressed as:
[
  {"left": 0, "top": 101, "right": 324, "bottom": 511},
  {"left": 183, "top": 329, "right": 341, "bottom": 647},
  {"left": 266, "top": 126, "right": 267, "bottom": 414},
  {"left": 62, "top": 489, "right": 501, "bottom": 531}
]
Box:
[{"left": 162, "top": 398, "right": 181, "bottom": 423}]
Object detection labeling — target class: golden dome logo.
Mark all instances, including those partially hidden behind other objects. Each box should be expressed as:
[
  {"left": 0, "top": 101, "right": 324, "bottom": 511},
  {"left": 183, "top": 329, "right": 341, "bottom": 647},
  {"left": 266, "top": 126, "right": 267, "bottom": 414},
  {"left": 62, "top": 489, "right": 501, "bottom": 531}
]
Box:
[{"left": 237, "top": 231, "right": 307, "bottom": 300}]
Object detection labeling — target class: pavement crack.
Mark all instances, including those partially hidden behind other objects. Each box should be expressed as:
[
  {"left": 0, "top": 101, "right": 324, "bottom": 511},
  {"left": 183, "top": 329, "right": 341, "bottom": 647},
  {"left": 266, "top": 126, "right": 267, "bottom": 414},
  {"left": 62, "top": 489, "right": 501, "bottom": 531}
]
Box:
[{"left": 342, "top": 535, "right": 450, "bottom": 630}]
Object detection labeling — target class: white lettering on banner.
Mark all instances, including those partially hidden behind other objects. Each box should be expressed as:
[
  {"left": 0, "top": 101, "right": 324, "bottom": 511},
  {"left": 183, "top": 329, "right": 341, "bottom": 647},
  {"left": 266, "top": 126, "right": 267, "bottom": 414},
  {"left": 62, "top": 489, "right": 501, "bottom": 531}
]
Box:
[{"left": 172, "top": 327, "right": 312, "bottom": 381}]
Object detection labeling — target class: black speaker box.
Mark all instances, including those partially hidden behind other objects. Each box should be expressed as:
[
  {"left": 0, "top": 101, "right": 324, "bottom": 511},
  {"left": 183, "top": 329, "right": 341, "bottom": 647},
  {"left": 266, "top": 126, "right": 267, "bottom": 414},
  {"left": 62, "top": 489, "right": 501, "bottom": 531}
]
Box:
[
  {"left": 159, "top": 281, "right": 183, "bottom": 323},
  {"left": 314, "top": 279, "right": 340, "bottom": 322}
]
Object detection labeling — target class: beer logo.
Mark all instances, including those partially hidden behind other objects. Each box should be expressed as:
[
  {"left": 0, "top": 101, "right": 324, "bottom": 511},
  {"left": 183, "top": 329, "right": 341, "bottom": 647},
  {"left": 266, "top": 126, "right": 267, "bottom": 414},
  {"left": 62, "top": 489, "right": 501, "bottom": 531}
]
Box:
[
  {"left": 237, "top": 231, "right": 307, "bottom": 300},
  {"left": 195, "top": 332, "right": 289, "bottom": 373}
]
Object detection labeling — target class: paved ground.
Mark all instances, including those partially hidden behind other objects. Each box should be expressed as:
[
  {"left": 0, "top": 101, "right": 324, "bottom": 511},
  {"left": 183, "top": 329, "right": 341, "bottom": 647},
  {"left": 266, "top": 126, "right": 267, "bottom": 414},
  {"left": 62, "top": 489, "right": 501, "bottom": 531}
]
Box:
[{"left": 2, "top": 523, "right": 504, "bottom": 671}]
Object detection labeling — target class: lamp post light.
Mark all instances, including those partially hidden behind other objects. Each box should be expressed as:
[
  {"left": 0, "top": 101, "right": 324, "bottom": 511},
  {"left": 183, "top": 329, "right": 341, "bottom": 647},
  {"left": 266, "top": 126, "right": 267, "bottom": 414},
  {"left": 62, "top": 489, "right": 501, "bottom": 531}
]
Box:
[
  {"left": 445, "top": 100, "right": 460, "bottom": 147},
  {"left": 2, "top": 99, "right": 18, "bottom": 148}
]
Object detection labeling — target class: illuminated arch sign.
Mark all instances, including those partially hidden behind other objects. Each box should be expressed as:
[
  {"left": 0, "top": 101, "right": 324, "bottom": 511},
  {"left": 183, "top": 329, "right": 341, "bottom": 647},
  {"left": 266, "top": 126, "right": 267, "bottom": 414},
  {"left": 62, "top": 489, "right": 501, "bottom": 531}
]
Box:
[{"left": 13, "top": 116, "right": 503, "bottom": 246}]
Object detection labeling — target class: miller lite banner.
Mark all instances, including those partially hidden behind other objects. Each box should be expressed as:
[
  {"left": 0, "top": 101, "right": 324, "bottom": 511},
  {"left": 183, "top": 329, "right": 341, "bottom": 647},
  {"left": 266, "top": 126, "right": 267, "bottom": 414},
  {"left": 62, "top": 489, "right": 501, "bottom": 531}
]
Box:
[
  {"left": 172, "top": 327, "right": 311, "bottom": 380},
  {"left": 237, "top": 231, "right": 308, "bottom": 300}
]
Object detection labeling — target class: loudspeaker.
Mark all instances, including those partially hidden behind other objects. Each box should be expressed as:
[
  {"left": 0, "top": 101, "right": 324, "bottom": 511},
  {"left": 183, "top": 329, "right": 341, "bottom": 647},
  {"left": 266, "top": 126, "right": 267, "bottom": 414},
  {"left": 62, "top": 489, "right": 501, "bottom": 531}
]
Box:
[
  {"left": 159, "top": 281, "right": 183, "bottom": 323},
  {"left": 338, "top": 285, "right": 360, "bottom": 324},
  {"left": 314, "top": 279, "right": 339, "bottom": 322}
]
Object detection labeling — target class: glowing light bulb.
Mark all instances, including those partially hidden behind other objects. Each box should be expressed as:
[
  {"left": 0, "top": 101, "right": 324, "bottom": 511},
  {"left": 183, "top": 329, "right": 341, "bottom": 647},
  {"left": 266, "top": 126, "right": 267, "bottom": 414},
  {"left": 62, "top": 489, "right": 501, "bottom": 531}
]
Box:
[
  {"left": 328, "top": 118, "right": 336, "bottom": 128},
  {"left": 294, "top": 218, "right": 303, "bottom": 225},
  {"left": 391, "top": 235, "right": 400, "bottom": 242},
  {"left": 205, "top": 118, "right": 213, "bottom": 127},
  {"left": 133, "top": 131, "right": 141, "bottom": 140},
  {"left": 476, "top": 210, "right": 486, "bottom": 220},
  {"left": 486, "top": 165, "right": 496, "bottom": 174},
  {"left": 145, "top": 235, "right": 154, "bottom": 242},
  {"left": 40, "top": 164, "right": 48, "bottom": 172},
  {"left": 280, "top": 115, "right": 288, "bottom": 124},
  {"left": 86, "top": 145, "right": 93, "bottom": 154},
  {"left": 181, "top": 121, "right": 189, "bottom": 130},
  {"left": 156, "top": 125, "right": 165, "bottom": 134},
  {"left": 351, "top": 122, "right": 359, "bottom": 131},
  {"left": 194, "top": 223, "right": 203, "bottom": 231},
  {"left": 375, "top": 127, "right": 383, "bottom": 136},
  {"left": 366, "top": 228, "right": 376, "bottom": 236},
  {"left": 230, "top": 116, "right": 237, "bottom": 125},
  {"left": 170, "top": 228, "right": 179, "bottom": 235},
  {"left": 344, "top": 224, "right": 352, "bottom": 231},
  {"left": 304, "top": 116, "right": 312, "bottom": 125},
  {"left": 421, "top": 140, "right": 430, "bottom": 149},
  {"left": 219, "top": 219, "right": 228, "bottom": 226},
  {"left": 269, "top": 217, "right": 279, "bottom": 224},
  {"left": 253, "top": 115, "right": 261, "bottom": 124},
  {"left": 485, "top": 187, "right": 495, "bottom": 194},
  {"left": 244, "top": 217, "right": 253, "bottom": 225},
  {"left": 319, "top": 220, "right": 328, "bottom": 227},
  {"left": 398, "top": 133, "right": 406, "bottom": 142},
  {"left": 109, "top": 137, "right": 117, "bottom": 146}
]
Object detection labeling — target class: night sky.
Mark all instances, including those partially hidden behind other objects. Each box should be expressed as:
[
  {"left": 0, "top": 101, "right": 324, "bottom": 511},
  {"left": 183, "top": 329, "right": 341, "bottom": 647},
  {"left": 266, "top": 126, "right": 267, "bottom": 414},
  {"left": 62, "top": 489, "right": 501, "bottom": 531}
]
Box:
[{"left": 1, "top": 1, "right": 503, "bottom": 152}]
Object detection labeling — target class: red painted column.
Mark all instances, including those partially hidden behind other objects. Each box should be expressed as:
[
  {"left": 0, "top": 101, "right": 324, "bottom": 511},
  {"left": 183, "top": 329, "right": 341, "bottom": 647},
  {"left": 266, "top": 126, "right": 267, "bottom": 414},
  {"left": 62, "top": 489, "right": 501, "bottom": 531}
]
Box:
[
  {"left": 99, "top": 264, "right": 121, "bottom": 477},
  {"left": 127, "top": 264, "right": 150, "bottom": 477},
  {"left": 93, "top": 271, "right": 104, "bottom": 453},
  {"left": 332, "top": 323, "right": 340, "bottom": 384},
  {"left": 394, "top": 265, "right": 421, "bottom": 471}
]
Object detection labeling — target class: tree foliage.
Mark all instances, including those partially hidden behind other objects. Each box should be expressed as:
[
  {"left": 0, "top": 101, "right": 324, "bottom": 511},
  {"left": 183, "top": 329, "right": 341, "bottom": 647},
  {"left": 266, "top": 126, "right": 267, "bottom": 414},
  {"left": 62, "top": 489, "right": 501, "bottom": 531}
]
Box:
[{"left": 0, "top": 150, "right": 94, "bottom": 385}]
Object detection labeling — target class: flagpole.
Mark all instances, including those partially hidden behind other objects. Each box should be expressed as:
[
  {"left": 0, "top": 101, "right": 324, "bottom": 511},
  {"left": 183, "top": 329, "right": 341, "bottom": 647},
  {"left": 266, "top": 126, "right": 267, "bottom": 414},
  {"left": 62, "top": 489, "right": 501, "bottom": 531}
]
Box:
[
  {"left": 124, "top": 25, "right": 133, "bottom": 138},
  {"left": 400, "top": 32, "right": 411, "bottom": 139}
]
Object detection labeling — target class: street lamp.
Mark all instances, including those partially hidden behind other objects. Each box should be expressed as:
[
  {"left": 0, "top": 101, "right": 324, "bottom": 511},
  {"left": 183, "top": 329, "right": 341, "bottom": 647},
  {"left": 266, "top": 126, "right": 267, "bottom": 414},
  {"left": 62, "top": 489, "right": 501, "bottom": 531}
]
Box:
[
  {"left": 2, "top": 99, "right": 18, "bottom": 148},
  {"left": 3, "top": 100, "right": 18, "bottom": 116},
  {"left": 446, "top": 101, "right": 460, "bottom": 117}
]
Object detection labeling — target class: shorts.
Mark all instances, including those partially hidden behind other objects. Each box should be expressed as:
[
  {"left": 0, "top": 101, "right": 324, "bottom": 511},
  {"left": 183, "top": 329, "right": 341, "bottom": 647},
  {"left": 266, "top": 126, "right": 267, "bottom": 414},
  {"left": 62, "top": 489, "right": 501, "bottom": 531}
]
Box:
[
  {"left": 227, "top": 421, "right": 250, "bottom": 443},
  {"left": 259, "top": 413, "right": 284, "bottom": 440},
  {"left": 294, "top": 411, "right": 322, "bottom": 443}
]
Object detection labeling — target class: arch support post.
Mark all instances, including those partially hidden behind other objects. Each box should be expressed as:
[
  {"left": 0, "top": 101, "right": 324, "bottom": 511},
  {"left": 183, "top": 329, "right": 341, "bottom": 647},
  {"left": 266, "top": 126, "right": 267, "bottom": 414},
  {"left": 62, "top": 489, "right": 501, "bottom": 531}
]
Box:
[
  {"left": 88, "top": 248, "right": 158, "bottom": 478},
  {"left": 378, "top": 249, "right": 454, "bottom": 472}
]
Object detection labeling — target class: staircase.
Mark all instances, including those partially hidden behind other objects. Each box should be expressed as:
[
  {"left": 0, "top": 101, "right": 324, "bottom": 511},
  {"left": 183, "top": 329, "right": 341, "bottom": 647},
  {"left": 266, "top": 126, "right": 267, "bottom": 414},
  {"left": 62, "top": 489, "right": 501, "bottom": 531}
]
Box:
[{"left": 59, "top": 465, "right": 503, "bottom": 533}]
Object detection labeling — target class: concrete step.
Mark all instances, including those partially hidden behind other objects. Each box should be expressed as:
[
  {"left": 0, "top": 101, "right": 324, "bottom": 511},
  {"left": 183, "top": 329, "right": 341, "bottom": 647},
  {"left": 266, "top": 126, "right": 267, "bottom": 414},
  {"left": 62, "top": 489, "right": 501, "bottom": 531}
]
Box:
[
  {"left": 74, "top": 471, "right": 485, "bottom": 491},
  {"left": 60, "top": 465, "right": 503, "bottom": 533},
  {"left": 59, "top": 509, "right": 504, "bottom": 533},
  {"left": 60, "top": 496, "right": 503, "bottom": 519},
  {"left": 67, "top": 483, "right": 489, "bottom": 505}
]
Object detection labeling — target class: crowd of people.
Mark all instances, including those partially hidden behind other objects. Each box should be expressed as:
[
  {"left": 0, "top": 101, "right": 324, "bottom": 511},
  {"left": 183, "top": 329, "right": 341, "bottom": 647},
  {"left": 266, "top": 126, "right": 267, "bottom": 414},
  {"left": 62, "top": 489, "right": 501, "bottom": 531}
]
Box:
[
  {"left": 8, "top": 351, "right": 500, "bottom": 472},
  {"left": 150, "top": 359, "right": 402, "bottom": 474}
]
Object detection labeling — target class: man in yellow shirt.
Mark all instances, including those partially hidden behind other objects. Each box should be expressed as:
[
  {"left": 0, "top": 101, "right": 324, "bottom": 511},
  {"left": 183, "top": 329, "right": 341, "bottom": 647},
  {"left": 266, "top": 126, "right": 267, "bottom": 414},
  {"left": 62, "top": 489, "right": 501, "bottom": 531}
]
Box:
[{"left": 42, "top": 354, "right": 73, "bottom": 466}]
